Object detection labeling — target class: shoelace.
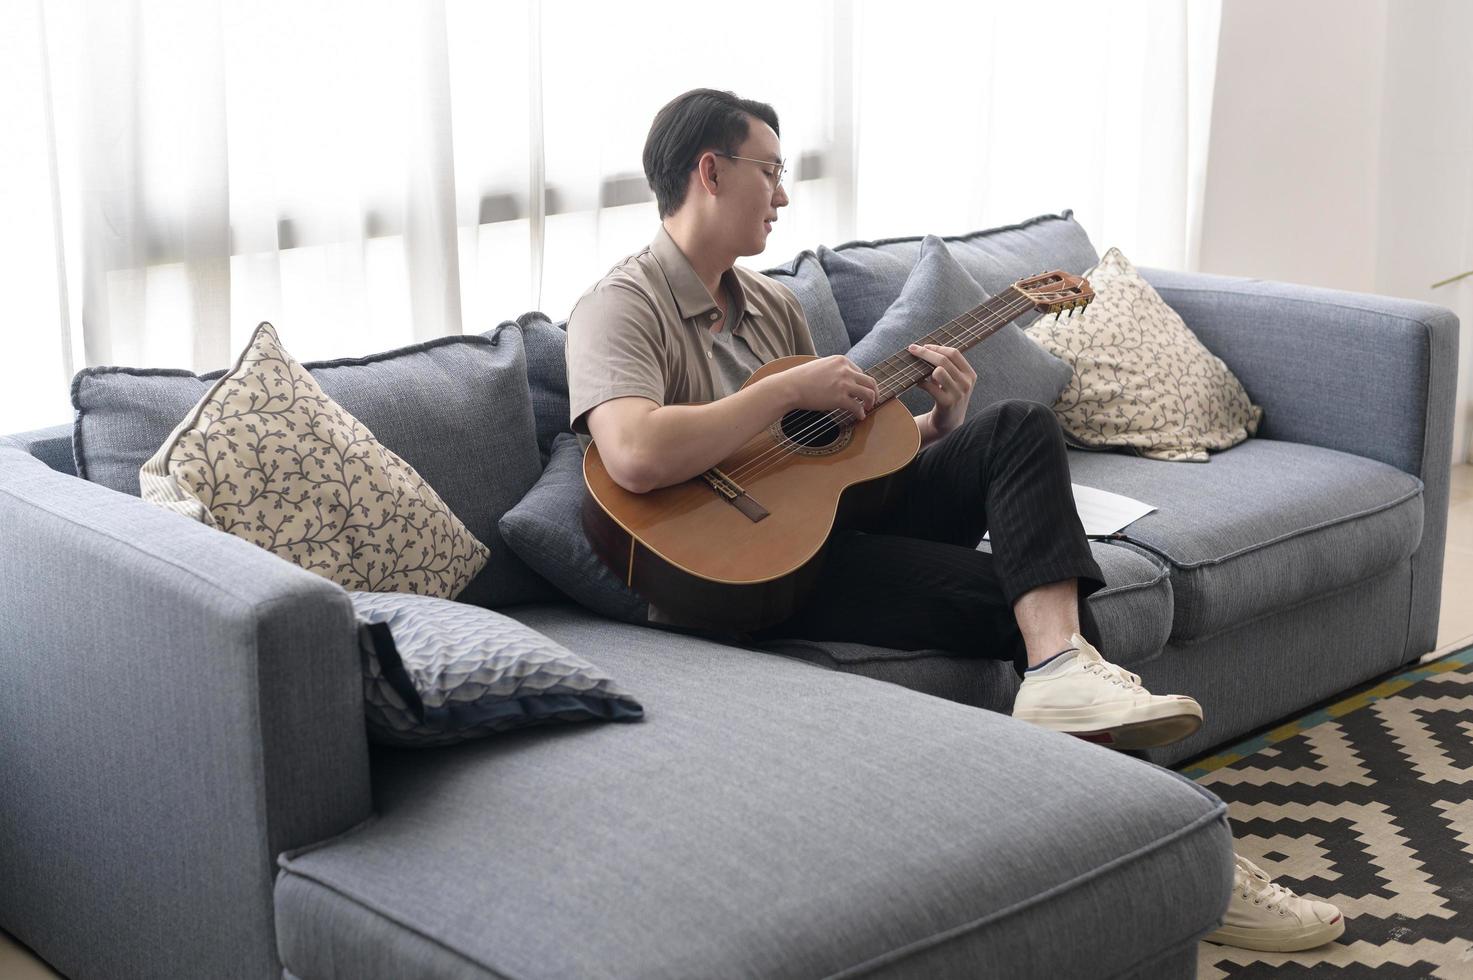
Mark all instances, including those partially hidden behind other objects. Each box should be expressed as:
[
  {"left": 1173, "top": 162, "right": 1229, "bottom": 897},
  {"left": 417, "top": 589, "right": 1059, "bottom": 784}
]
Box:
[
  {"left": 1236, "top": 857, "right": 1297, "bottom": 912},
  {"left": 1076, "top": 648, "right": 1146, "bottom": 693}
]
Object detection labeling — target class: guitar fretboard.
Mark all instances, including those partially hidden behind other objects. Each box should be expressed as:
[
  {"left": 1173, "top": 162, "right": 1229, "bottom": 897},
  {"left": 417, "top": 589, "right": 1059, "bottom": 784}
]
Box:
[{"left": 867, "top": 288, "right": 1035, "bottom": 405}]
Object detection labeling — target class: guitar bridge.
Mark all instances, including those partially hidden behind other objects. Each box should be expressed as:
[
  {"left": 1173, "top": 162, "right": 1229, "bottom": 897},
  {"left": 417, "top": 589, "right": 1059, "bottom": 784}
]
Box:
[{"left": 700, "top": 468, "right": 769, "bottom": 523}]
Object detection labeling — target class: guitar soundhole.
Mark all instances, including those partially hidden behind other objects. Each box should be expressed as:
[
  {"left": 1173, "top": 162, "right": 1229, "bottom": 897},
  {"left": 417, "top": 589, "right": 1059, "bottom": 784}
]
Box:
[{"left": 778, "top": 410, "right": 844, "bottom": 450}]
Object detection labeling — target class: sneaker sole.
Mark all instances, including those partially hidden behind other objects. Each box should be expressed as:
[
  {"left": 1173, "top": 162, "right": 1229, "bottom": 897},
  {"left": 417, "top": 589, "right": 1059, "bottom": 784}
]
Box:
[
  {"left": 1013, "top": 700, "right": 1204, "bottom": 750},
  {"left": 1204, "top": 914, "right": 1344, "bottom": 952},
  {"left": 1060, "top": 712, "right": 1204, "bottom": 751}
]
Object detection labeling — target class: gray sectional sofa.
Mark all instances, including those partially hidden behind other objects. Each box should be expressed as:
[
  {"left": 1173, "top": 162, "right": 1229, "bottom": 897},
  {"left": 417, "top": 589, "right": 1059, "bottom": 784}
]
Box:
[{"left": 0, "top": 210, "right": 1458, "bottom": 979}]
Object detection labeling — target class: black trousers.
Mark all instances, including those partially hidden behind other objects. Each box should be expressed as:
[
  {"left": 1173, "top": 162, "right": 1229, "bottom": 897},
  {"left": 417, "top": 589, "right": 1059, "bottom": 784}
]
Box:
[{"left": 750, "top": 399, "right": 1106, "bottom": 676}]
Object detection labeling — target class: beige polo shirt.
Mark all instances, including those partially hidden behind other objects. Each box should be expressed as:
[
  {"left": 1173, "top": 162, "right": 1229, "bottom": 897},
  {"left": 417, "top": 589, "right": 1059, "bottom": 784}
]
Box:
[{"left": 567, "top": 226, "right": 817, "bottom": 436}]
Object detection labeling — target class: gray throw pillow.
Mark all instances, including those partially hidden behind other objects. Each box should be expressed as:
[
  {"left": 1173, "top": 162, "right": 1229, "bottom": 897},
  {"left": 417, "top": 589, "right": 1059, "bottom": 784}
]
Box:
[
  {"left": 760, "top": 250, "right": 851, "bottom": 357},
  {"left": 498, "top": 432, "right": 650, "bottom": 624},
  {"left": 351, "top": 591, "right": 642, "bottom": 747},
  {"left": 72, "top": 331, "right": 556, "bottom": 609},
  {"left": 848, "top": 236, "right": 1073, "bottom": 418},
  {"left": 819, "top": 210, "right": 1100, "bottom": 343}
]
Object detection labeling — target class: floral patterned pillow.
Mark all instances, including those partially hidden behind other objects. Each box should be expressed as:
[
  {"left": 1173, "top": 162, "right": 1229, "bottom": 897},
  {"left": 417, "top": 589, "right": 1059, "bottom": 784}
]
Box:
[
  {"left": 140, "top": 322, "right": 489, "bottom": 598},
  {"left": 1027, "top": 247, "right": 1262, "bottom": 462}
]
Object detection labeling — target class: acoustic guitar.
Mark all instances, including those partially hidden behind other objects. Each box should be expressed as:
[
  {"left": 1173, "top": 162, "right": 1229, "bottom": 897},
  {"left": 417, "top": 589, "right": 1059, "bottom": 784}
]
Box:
[{"left": 582, "top": 270, "right": 1094, "bottom": 630}]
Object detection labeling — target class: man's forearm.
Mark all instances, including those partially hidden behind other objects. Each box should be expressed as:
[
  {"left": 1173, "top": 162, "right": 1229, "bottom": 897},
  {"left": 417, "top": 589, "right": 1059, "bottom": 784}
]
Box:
[{"left": 638, "top": 375, "right": 797, "bottom": 490}]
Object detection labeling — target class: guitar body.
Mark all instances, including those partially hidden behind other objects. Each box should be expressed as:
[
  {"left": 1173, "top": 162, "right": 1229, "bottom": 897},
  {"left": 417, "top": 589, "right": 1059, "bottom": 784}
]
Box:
[{"left": 582, "top": 355, "right": 921, "bottom": 630}]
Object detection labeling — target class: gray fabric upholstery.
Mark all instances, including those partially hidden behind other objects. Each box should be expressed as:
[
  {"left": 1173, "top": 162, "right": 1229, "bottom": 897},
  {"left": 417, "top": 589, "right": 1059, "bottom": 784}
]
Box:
[
  {"left": 1, "top": 219, "right": 1457, "bottom": 979},
  {"left": 0, "top": 447, "right": 372, "bottom": 980},
  {"left": 1142, "top": 560, "right": 1414, "bottom": 768},
  {"left": 819, "top": 210, "right": 1100, "bottom": 343},
  {"left": 491, "top": 314, "right": 570, "bottom": 465},
  {"left": 753, "top": 539, "right": 1172, "bottom": 714},
  {"left": 70, "top": 332, "right": 555, "bottom": 609},
  {"left": 277, "top": 604, "right": 1231, "bottom": 980},
  {"left": 848, "top": 235, "right": 1072, "bottom": 416},
  {"left": 761, "top": 248, "right": 852, "bottom": 357},
  {"left": 0, "top": 422, "right": 76, "bottom": 476},
  {"left": 1068, "top": 440, "right": 1424, "bottom": 642},
  {"left": 498, "top": 432, "right": 650, "bottom": 623},
  {"left": 1141, "top": 266, "right": 1459, "bottom": 659}
]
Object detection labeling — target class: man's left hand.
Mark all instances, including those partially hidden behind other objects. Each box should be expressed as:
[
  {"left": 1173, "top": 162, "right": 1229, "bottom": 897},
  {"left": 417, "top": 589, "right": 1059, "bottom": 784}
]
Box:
[{"left": 909, "top": 343, "right": 976, "bottom": 445}]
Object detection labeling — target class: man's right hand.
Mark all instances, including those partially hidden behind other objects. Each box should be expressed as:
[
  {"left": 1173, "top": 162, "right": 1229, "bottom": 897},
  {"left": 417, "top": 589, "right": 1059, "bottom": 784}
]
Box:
[{"left": 780, "top": 355, "right": 881, "bottom": 420}]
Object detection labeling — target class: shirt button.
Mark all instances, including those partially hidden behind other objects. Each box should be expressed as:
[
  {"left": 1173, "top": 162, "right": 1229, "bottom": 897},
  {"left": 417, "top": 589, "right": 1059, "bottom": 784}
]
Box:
[
  {"left": 707, "top": 351, "right": 714, "bottom": 359},
  {"left": 709, "top": 312, "right": 719, "bottom": 321}
]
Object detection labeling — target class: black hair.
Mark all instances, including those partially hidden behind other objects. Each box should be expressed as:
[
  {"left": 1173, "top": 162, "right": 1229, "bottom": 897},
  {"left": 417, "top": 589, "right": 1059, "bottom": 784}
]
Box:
[{"left": 642, "top": 89, "right": 780, "bottom": 218}]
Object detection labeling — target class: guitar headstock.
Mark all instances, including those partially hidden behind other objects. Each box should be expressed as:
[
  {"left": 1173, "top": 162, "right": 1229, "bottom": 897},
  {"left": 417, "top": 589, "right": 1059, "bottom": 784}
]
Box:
[{"left": 1012, "top": 270, "right": 1094, "bottom": 319}]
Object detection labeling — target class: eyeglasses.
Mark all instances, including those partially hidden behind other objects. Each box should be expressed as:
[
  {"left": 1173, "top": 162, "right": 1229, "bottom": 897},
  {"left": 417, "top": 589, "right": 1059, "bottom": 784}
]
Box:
[{"left": 713, "top": 153, "right": 787, "bottom": 189}]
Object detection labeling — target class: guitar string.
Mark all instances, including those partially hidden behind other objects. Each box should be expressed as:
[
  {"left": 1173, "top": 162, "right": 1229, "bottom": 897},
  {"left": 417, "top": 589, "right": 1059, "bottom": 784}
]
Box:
[
  {"left": 724, "top": 293, "right": 1042, "bottom": 486},
  {"left": 724, "top": 293, "right": 1036, "bottom": 485}
]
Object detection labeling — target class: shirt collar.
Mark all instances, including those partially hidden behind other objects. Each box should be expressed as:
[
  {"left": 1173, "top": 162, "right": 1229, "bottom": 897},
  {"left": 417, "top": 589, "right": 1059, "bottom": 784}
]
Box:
[{"left": 651, "top": 226, "right": 763, "bottom": 327}]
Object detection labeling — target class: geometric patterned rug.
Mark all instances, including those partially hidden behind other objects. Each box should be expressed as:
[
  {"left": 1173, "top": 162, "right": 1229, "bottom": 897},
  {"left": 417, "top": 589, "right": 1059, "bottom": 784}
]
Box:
[{"left": 1181, "top": 644, "right": 1473, "bottom": 978}]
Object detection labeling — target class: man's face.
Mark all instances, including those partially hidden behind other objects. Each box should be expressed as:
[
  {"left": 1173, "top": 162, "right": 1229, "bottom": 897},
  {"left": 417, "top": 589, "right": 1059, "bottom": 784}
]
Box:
[{"left": 717, "top": 119, "right": 790, "bottom": 256}]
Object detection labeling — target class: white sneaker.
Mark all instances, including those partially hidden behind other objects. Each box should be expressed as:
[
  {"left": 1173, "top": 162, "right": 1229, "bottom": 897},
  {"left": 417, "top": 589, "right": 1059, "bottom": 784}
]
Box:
[
  {"left": 1205, "top": 853, "right": 1345, "bottom": 952},
  {"left": 1011, "top": 633, "right": 1203, "bottom": 750}
]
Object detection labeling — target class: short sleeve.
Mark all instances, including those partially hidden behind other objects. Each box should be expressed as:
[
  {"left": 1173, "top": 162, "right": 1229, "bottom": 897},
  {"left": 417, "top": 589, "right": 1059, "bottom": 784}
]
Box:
[{"left": 566, "top": 282, "right": 668, "bottom": 435}]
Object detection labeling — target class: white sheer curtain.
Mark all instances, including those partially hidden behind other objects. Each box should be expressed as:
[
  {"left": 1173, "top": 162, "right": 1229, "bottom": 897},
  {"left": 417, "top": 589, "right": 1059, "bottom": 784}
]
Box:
[
  {"left": 850, "top": 0, "right": 1221, "bottom": 268},
  {"left": 2, "top": 0, "right": 1220, "bottom": 435}
]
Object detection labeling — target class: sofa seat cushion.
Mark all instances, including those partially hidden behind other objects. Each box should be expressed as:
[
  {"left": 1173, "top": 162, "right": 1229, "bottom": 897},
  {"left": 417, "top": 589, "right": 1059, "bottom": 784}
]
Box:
[
  {"left": 1066, "top": 440, "right": 1424, "bottom": 642},
  {"left": 276, "top": 605, "right": 1230, "bottom": 980},
  {"left": 752, "top": 539, "right": 1172, "bottom": 712}
]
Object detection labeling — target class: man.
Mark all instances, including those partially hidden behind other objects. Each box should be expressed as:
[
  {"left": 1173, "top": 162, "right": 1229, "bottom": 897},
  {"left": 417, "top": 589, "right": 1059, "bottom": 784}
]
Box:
[{"left": 567, "top": 88, "right": 1344, "bottom": 953}]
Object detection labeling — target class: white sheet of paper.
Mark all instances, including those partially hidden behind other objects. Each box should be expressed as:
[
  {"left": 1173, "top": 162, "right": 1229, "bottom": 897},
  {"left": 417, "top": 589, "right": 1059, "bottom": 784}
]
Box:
[
  {"left": 982, "top": 484, "right": 1155, "bottom": 541},
  {"left": 1068, "top": 483, "right": 1157, "bottom": 536}
]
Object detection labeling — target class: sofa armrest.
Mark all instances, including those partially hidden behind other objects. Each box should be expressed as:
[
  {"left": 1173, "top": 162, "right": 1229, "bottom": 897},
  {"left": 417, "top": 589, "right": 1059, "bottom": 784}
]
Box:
[
  {"left": 1140, "top": 267, "right": 1460, "bottom": 659},
  {"left": 0, "top": 422, "right": 76, "bottom": 476},
  {"left": 0, "top": 449, "right": 373, "bottom": 980}
]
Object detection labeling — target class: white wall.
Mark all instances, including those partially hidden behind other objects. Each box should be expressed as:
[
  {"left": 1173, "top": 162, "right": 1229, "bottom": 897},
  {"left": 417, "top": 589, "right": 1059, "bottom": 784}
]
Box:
[
  {"left": 1200, "top": 0, "right": 1473, "bottom": 463},
  {"left": 1377, "top": 1, "right": 1473, "bottom": 466}
]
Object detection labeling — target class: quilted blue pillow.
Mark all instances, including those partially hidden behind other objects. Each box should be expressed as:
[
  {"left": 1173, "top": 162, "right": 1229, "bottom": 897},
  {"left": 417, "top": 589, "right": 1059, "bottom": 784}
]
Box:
[
  {"left": 848, "top": 236, "right": 1072, "bottom": 418},
  {"left": 350, "top": 591, "right": 643, "bottom": 747}
]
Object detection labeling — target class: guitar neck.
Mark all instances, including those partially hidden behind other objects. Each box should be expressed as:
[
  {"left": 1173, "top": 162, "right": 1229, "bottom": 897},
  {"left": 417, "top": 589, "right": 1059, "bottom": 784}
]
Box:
[{"left": 868, "top": 288, "right": 1035, "bottom": 407}]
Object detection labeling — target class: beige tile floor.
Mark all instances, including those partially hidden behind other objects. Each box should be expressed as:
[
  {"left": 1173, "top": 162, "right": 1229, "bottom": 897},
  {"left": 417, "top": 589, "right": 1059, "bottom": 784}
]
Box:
[{"left": 4, "top": 465, "right": 1472, "bottom": 979}]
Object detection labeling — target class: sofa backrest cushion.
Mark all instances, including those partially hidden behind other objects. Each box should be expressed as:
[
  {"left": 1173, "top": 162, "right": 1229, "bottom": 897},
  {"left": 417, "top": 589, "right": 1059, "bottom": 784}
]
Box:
[
  {"left": 848, "top": 237, "right": 1072, "bottom": 417},
  {"left": 819, "top": 210, "right": 1100, "bottom": 344},
  {"left": 492, "top": 314, "right": 571, "bottom": 466},
  {"left": 72, "top": 329, "right": 556, "bottom": 609},
  {"left": 759, "top": 250, "right": 851, "bottom": 357}
]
